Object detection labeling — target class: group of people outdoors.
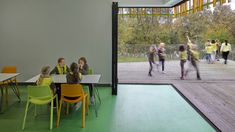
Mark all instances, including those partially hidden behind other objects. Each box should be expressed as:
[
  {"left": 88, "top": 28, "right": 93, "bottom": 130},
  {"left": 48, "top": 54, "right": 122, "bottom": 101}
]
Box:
[
  {"left": 147, "top": 36, "right": 232, "bottom": 80},
  {"left": 36, "top": 57, "right": 90, "bottom": 110},
  {"left": 204, "top": 39, "right": 232, "bottom": 64}
]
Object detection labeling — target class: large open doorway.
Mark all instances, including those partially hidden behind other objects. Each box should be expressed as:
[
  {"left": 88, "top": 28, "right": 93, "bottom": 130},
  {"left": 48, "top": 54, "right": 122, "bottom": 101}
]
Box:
[
  {"left": 113, "top": 1, "right": 235, "bottom": 87},
  {"left": 117, "top": 6, "right": 177, "bottom": 84},
  {"left": 112, "top": 1, "right": 235, "bottom": 131}
]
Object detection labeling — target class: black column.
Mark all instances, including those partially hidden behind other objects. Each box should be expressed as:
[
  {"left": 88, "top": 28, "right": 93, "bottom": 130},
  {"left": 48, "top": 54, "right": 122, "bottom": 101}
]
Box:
[{"left": 112, "top": 2, "right": 118, "bottom": 95}]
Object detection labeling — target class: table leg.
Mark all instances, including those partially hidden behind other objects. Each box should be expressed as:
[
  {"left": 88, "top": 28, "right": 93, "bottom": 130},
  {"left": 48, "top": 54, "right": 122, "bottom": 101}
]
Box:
[
  {"left": 94, "top": 87, "right": 101, "bottom": 105},
  {"left": 89, "top": 84, "right": 98, "bottom": 117},
  {"left": 10, "top": 84, "right": 21, "bottom": 102},
  {"left": 0, "top": 88, "right": 4, "bottom": 113}
]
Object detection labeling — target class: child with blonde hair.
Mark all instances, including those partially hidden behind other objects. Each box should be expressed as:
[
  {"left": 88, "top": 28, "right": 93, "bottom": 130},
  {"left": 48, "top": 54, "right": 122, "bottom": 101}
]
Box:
[
  {"left": 37, "top": 66, "right": 53, "bottom": 86},
  {"left": 158, "top": 43, "right": 166, "bottom": 74}
]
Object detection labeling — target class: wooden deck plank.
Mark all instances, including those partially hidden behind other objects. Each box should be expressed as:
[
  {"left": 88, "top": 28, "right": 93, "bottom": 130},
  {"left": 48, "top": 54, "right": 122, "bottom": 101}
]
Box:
[{"left": 118, "top": 60, "right": 235, "bottom": 132}]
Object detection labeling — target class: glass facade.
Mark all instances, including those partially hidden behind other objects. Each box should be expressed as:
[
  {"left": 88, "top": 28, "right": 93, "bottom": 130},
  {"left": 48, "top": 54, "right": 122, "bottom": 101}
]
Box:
[{"left": 118, "top": 0, "right": 231, "bottom": 17}]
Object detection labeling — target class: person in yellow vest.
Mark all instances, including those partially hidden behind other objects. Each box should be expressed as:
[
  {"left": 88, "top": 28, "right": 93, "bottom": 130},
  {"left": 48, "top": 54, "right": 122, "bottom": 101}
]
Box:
[
  {"left": 210, "top": 40, "right": 217, "bottom": 63},
  {"left": 185, "top": 44, "right": 201, "bottom": 80},
  {"left": 205, "top": 43, "right": 213, "bottom": 64},
  {"left": 37, "top": 66, "right": 56, "bottom": 107},
  {"left": 205, "top": 40, "right": 211, "bottom": 49},
  {"left": 37, "top": 66, "right": 55, "bottom": 91},
  {"left": 220, "top": 40, "right": 232, "bottom": 64},
  {"left": 179, "top": 45, "right": 187, "bottom": 80},
  {"left": 50, "top": 58, "right": 70, "bottom": 101},
  {"left": 50, "top": 58, "right": 70, "bottom": 75}
]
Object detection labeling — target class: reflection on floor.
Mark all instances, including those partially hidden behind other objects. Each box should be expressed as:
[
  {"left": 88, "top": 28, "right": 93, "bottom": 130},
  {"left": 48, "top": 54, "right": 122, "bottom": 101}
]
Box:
[{"left": 0, "top": 85, "right": 215, "bottom": 132}]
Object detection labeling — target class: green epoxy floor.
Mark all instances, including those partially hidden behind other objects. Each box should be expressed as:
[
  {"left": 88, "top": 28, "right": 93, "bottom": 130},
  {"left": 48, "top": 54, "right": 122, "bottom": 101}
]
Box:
[{"left": 0, "top": 85, "right": 215, "bottom": 132}]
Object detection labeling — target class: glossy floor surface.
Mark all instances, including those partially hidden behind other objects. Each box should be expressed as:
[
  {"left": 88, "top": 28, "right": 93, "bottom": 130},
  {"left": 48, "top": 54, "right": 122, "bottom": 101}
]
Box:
[{"left": 0, "top": 85, "right": 215, "bottom": 132}]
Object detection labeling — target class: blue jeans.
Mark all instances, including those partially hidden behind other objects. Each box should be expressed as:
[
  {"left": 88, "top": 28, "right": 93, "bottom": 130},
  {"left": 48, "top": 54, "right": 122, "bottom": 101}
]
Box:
[{"left": 205, "top": 53, "right": 211, "bottom": 64}]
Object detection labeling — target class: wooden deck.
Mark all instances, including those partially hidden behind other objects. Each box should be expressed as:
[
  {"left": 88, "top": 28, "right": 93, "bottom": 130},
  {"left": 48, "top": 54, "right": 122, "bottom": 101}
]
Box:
[{"left": 118, "top": 60, "right": 235, "bottom": 132}]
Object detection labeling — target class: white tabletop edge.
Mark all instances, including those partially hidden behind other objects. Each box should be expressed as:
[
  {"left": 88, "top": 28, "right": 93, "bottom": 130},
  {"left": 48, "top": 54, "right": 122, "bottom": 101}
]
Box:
[
  {"left": 0, "top": 73, "right": 20, "bottom": 82},
  {"left": 25, "top": 74, "right": 101, "bottom": 84}
]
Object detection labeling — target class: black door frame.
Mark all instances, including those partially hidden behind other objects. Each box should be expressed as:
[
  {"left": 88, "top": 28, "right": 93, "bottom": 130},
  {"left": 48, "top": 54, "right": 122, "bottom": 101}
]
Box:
[
  {"left": 111, "top": 3, "right": 172, "bottom": 95},
  {"left": 112, "top": 2, "right": 118, "bottom": 95}
]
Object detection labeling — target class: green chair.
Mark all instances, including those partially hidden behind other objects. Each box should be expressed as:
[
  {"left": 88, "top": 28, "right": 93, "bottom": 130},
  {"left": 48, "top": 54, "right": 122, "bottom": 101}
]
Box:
[
  {"left": 88, "top": 68, "right": 93, "bottom": 75},
  {"left": 22, "top": 85, "right": 58, "bottom": 130}
]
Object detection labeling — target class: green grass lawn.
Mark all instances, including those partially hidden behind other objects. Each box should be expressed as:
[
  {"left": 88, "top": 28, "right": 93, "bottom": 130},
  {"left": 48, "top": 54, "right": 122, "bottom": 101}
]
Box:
[{"left": 118, "top": 56, "right": 147, "bottom": 62}]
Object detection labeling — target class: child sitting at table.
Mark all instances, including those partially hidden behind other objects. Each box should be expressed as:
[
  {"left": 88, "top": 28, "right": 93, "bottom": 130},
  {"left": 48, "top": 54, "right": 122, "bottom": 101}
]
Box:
[
  {"left": 66, "top": 62, "right": 82, "bottom": 84},
  {"left": 78, "top": 57, "right": 94, "bottom": 102},
  {"left": 66, "top": 62, "right": 82, "bottom": 111},
  {"left": 50, "top": 58, "right": 70, "bottom": 101},
  {"left": 37, "top": 66, "right": 56, "bottom": 92},
  {"left": 78, "top": 57, "right": 89, "bottom": 75},
  {"left": 50, "top": 58, "right": 70, "bottom": 75}
]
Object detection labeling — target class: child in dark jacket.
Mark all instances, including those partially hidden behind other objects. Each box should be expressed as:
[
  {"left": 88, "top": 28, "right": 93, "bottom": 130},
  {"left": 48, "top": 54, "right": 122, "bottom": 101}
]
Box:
[
  {"left": 148, "top": 45, "right": 157, "bottom": 76},
  {"left": 78, "top": 57, "right": 89, "bottom": 75},
  {"left": 66, "top": 62, "right": 82, "bottom": 111},
  {"left": 78, "top": 57, "right": 95, "bottom": 103},
  {"left": 66, "top": 62, "right": 81, "bottom": 84}
]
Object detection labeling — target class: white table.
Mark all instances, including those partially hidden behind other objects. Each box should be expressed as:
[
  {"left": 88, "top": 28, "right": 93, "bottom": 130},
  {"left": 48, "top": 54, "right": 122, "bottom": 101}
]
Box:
[
  {"left": 25, "top": 74, "right": 101, "bottom": 84},
  {"left": 0, "top": 73, "right": 20, "bottom": 82},
  {"left": 0, "top": 73, "right": 20, "bottom": 113},
  {"left": 26, "top": 74, "right": 101, "bottom": 117}
]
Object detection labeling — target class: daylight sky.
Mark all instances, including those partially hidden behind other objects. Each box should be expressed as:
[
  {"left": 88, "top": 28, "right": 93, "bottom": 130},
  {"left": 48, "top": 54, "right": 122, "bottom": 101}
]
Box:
[{"left": 230, "top": 0, "right": 235, "bottom": 9}]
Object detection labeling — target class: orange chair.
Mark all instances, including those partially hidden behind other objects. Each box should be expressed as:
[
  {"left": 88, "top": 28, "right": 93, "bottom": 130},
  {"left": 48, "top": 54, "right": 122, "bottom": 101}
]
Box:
[
  {"left": 56, "top": 84, "right": 89, "bottom": 128},
  {"left": 1, "top": 66, "right": 21, "bottom": 105},
  {"left": 2, "top": 66, "right": 17, "bottom": 73}
]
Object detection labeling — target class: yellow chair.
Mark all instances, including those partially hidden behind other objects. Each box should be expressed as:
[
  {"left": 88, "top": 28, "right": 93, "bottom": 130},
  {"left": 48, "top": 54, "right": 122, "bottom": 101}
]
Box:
[
  {"left": 56, "top": 84, "right": 88, "bottom": 128},
  {"left": 22, "top": 85, "right": 58, "bottom": 130},
  {"left": 1, "top": 66, "right": 21, "bottom": 104}
]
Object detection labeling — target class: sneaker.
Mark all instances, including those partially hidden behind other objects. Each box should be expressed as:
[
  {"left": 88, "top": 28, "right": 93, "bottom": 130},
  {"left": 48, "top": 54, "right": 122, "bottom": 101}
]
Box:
[
  {"left": 156, "top": 64, "right": 159, "bottom": 72},
  {"left": 90, "top": 96, "right": 95, "bottom": 104},
  {"left": 162, "top": 71, "right": 166, "bottom": 74},
  {"left": 74, "top": 102, "right": 82, "bottom": 111},
  {"left": 180, "top": 77, "right": 184, "bottom": 80},
  {"left": 148, "top": 73, "right": 152, "bottom": 76}
]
